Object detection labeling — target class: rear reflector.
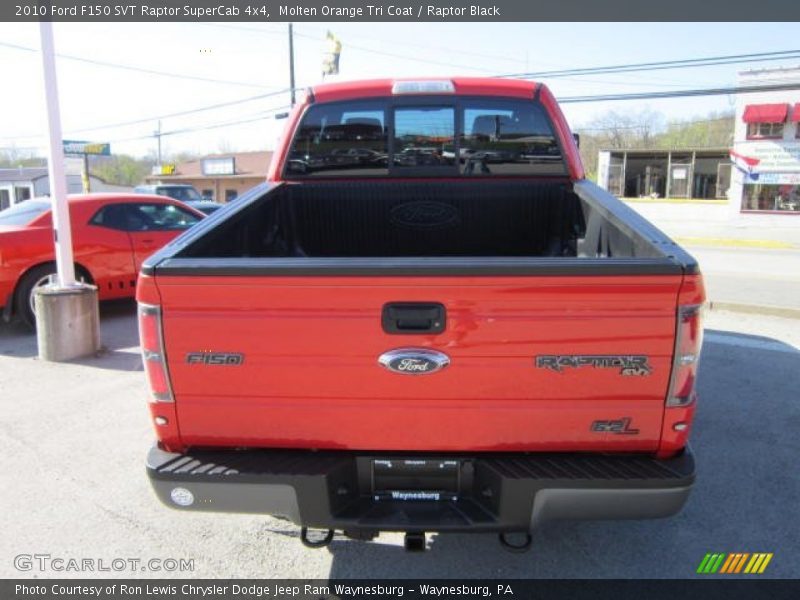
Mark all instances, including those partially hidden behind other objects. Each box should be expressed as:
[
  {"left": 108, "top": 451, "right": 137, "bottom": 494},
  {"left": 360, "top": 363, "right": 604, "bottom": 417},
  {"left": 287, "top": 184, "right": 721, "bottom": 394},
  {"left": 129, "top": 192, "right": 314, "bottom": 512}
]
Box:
[
  {"left": 138, "top": 303, "right": 174, "bottom": 403},
  {"left": 392, "top": 80, "right": 455, "bottom": 95}
]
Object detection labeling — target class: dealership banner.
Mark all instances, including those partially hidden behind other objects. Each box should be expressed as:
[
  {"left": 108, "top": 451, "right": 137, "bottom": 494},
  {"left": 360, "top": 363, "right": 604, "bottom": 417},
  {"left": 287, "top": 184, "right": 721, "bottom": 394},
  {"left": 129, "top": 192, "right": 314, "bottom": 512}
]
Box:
[
  {"left": 731, "top": 142, "right": 800, "bottom": 183},
  {"left": 4, "top": 579, "right": 800, "bottom": 600},
  {"left": 4, "top": 0, "right": 800, "bottom": 22}
]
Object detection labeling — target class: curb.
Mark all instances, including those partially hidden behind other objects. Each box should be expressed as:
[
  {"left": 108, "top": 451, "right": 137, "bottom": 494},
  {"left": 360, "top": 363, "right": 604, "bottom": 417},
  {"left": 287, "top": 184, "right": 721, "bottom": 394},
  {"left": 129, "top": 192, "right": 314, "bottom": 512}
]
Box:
[
  {"left": 707, "top": 301, "right": 800, "bottom": 320},
  {"left": 675, "top": 237, "right": 796, "bottom": 250}
]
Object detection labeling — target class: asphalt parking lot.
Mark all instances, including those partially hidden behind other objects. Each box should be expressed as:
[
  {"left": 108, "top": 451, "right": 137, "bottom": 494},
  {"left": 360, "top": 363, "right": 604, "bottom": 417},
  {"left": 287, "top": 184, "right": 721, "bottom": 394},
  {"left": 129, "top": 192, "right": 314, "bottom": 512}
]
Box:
[{"left": 0, "top": 301, "right": 798, "bottom": 579}]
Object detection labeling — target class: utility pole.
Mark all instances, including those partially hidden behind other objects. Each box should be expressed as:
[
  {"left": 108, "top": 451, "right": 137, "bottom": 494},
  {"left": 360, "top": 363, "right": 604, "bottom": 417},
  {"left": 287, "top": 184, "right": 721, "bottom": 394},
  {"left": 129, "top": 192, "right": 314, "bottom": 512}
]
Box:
[
  {"left": 36, "top": 19, "right": 100, "bottom": 361},
  {"left": 39, "top": 21, "right": 75, "bottom": 288},
  {"left": 288, "top": 23, "right": 296, "bottom": 106},
  {"left": 155, "top": 120, "right": 162, "bottom": 165}
]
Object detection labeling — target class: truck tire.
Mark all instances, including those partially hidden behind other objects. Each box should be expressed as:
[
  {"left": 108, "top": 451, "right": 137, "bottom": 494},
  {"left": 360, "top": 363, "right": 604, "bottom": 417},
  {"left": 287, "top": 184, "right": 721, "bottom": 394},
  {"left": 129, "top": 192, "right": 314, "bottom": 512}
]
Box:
[{"left": 15, "top": 264, "right": 59, "bottom": 329}]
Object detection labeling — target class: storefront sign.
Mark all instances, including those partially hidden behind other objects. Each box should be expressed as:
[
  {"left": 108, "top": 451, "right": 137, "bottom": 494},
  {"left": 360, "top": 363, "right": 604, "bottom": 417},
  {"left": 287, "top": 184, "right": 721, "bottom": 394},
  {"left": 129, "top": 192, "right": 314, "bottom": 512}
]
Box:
[
  {"left": 732, "top": 142, "right": 800, "bottom": 171},
  {"left": 152, "top": 164, "right": 176, "bottom": 176},
  {"left": 62, "top": 140, "right": 111, "bottom": 155},
  {"left": 748, "top": 172, "right": 800, "bottom": 185},
  {"left": 202, "top": 157, "right": 235, "bottom": 176}
]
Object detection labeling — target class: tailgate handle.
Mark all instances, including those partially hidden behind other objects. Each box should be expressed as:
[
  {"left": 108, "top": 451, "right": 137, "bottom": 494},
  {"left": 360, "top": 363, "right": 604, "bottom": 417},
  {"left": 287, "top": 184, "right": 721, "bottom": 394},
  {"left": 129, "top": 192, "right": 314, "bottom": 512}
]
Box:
[{"left": 382, "top": 303, "right": 446, "bottom": 334}]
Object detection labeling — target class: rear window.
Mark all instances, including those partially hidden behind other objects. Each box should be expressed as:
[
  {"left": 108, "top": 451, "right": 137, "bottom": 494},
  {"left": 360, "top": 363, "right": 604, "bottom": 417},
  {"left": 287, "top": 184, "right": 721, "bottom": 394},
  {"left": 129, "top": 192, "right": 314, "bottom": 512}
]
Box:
[
  {"left": 287, "top": 100, "right": 389, "bottom": 177},
  {"left": 0, "top": 200, "right": 50, "bottom": 226},
  {"left": 285, "top": 96, "right": 566, "bottom": 178}
]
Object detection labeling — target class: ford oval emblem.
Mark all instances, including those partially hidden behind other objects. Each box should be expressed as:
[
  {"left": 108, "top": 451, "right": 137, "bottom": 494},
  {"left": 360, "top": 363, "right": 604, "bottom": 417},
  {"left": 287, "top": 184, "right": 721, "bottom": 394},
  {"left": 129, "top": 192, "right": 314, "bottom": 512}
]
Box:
[
  {"left": 390, "top": 201, "right": 459, "bottom": 229},
  {"left": 378, "top": 348, "right": 450, "bottom": 375}
]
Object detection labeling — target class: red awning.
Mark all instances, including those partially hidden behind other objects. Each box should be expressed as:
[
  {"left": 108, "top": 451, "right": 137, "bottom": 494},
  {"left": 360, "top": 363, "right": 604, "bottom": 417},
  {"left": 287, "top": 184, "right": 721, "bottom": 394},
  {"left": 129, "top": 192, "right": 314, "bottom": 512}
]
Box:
[
  {"left": 791, "top": 103, "right": 800, "bottom": 122},
  {"left": 742, "top": 103, "right": 788, "bottom": 124}
]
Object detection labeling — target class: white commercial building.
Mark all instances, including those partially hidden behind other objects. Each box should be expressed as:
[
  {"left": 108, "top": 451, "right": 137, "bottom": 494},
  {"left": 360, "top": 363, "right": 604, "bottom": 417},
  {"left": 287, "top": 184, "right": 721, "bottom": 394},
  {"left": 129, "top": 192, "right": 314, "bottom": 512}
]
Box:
[
  {"left": 729, "top": 66, "right": 800, "bottom": 221},
  {"left": 0, "top": 165, "right": 131, "bottom": 210}
]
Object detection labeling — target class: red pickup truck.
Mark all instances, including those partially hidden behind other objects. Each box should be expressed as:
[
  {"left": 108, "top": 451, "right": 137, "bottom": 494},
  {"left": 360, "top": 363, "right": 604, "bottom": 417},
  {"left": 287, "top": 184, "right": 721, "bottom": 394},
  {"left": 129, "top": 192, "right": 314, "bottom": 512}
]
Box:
[{"left": 138, "top": 78, "right": 704, "bottom": 552}]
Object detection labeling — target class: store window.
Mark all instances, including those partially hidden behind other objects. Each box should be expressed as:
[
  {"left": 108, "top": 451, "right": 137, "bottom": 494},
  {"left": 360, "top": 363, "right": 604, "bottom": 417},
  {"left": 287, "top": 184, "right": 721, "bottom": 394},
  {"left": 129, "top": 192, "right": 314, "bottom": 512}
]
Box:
[
  {"left": 14, "top": 186, "right": 32, "bottom": 203},
  {"left": 742, "top": 184, "right": 800, "bottom": 212},
  {"left": 225, "top": 189, "right": 238, "bottom": 202},
  {"left": 746, "top": 122, "right": 784, "bottom": 140}
]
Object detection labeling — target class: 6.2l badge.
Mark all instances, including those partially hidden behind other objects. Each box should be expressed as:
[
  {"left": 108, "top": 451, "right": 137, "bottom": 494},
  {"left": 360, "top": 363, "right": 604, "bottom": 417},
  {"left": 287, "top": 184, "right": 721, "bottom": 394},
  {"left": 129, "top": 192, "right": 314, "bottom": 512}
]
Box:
[{"left": 378, "top": 348, "right": 450, "bottom": 375}]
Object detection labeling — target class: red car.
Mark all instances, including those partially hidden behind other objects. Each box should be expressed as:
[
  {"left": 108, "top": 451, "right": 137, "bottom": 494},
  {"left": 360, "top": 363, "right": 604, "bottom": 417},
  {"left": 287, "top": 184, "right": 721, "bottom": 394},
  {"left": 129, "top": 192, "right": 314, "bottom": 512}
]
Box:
[{"left": 0, "top": 193, "right": 204, "bottom": 327}]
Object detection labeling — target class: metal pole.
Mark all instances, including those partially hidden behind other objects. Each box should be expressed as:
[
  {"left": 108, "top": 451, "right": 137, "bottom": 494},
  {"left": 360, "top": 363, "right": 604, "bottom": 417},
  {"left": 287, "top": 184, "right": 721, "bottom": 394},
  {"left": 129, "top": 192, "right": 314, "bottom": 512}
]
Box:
[
  {"left": 81, "top": 153, "right": 90, "bottom": 193},
  {"left": 39, "top": 21, "right": 76, "bottom": 287},
  {"left": 288, "top": 23, "right": 296, "bottom": 106},
  {"left": 156, "top": 120, "right": 162, "bottom": 164}
]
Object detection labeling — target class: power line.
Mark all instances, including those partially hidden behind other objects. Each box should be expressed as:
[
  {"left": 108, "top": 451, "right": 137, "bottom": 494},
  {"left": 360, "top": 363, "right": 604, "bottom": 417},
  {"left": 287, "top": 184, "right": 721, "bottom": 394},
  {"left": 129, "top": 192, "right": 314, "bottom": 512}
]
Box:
[
  {"left": 106, "top": 105, "right": 292, "bottom": 144},
  {"left": 575, "top": 114, "right": 735, "bottom": 132},
  {"left": 288, "top": 23, "right": 526, "bottom": 63},
  {"left": 159, "top": 107, "right": 292, "bottom": 138},
  {"left": 0, "top": 41, "right": 277, "bottom": 89},
  {"left": 292, "top": 30, "right": 498, "bottom": 74},
  {"left": 217, "top": 23, "right": 708, "bottom": 88},
  {"left": 0, "top": 88, "right": 294, "bottom": 141},
  {"left": 501, "top": 49, "right": 800, "bottom": 79},
  {"left": 559, "top": 83, "right": 800, "bottom": 103}
]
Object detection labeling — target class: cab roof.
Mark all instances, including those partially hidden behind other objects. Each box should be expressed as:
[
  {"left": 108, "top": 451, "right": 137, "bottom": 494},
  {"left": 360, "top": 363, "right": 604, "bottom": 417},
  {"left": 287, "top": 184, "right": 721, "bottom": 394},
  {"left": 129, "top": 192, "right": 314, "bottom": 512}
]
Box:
[{"left": 309, "top": 77, "right": 541, "bottom": 103}]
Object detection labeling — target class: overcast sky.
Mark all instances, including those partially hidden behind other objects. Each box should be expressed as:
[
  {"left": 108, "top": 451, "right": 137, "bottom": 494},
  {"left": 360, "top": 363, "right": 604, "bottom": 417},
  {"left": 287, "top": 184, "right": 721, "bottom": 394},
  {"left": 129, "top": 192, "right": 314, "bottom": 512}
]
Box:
[{"left": 0, "top": 21, "right": 797, "bottom": 159}]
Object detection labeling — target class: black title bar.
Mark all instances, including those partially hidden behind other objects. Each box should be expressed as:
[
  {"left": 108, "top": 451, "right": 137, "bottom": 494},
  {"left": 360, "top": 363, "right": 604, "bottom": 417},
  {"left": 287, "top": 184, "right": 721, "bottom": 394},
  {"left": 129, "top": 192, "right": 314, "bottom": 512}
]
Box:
[
  {"left": 5, "top": 0, "right": 800, "bottom": 22},
  {"left": 5, "top": 579, "right": 800, "bottom": 600}
]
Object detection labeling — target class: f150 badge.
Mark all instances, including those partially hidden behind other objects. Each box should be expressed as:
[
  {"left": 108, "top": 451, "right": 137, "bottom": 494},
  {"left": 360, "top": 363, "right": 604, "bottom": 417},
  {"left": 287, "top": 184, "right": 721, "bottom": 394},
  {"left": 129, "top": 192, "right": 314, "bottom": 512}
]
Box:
[
  {"left": 536, "top": 355, "right": 652, "bottom": 376},
  {"left": 186, "top": 352, "right": 244, "bottom": 365},
  {"left": 378, "top": 348, "right": 450, "bottom": 375}
]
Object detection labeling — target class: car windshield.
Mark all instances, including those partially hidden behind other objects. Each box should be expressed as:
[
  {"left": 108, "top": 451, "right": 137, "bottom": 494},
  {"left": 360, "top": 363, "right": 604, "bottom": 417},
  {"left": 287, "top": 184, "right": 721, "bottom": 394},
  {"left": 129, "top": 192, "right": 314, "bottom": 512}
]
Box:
[
  {"left": 0, "top": 200, "right": 50, "bottom": 226},
  {"left": 160, "top": 187, "right": 202, "bottom": 202}
]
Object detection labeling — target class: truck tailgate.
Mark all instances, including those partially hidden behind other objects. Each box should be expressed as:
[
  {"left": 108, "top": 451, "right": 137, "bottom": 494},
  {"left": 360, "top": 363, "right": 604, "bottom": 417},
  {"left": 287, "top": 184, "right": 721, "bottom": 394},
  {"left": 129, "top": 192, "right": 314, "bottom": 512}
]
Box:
[{"left": 157, "top": 274, "right": 680, "bottom": 452}]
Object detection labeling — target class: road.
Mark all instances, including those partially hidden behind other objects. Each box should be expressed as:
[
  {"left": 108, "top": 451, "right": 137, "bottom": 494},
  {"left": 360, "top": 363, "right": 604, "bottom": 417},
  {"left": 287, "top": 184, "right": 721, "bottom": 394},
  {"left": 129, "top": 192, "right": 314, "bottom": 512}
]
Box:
[
  {"left": 687, "top": 245, "right": 800, "bottom": 313},
  {"left": 0, "top": 302, "right": 798, "bottom": 579}
]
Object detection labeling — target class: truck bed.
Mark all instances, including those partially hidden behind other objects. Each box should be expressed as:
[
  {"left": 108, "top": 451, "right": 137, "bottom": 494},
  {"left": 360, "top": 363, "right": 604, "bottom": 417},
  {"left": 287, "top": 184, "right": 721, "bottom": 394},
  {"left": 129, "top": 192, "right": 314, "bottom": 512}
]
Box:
[
  {"left": 175, "top": 179, "right": 679, "bottom": 263},
  {"left": 141, "top": 179, "right": 696, "bottom": 454}
]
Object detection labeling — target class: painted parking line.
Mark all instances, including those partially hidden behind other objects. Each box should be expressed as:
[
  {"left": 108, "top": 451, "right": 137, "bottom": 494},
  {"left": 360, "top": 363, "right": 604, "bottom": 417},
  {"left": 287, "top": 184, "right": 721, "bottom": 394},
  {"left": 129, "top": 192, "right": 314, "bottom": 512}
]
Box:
[{"left": 704, "top": 331, "right": 799, "bottom": 354}]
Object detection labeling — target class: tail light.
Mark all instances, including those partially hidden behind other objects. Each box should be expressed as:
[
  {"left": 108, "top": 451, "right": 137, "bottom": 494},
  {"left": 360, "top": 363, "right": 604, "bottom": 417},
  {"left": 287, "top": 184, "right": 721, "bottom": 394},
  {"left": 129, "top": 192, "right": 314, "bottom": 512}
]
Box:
[
  {"left": 138, "top": 303, "right": 173, "bottom": 402},
  {"left": 666, "top": 304, "right": 704, "bottom": 407},
  {"left": 658, "top": 274, "right": 705, "bottom": 457}
]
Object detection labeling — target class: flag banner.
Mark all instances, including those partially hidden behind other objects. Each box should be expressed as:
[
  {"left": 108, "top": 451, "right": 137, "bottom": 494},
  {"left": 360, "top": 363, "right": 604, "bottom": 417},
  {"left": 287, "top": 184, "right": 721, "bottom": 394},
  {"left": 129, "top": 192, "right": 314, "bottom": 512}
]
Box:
[{"left": 322, "top": 31, "right": 342, "bottom": 77}]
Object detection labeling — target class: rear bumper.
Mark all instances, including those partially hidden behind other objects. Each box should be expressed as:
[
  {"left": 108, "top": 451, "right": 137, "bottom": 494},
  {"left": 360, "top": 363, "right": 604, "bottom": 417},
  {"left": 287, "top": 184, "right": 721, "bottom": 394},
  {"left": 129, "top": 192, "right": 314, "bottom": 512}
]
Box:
[{"left": 146, "top": 445, "right": 695, "bottom": 533}]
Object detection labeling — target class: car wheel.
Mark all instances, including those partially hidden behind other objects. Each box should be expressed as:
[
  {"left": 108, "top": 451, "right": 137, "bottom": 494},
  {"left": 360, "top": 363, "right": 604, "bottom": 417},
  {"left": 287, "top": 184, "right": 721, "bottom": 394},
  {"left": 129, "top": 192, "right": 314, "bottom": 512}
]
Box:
[{"left": 15, "top": 264, "right": 57, "bottom": 329}]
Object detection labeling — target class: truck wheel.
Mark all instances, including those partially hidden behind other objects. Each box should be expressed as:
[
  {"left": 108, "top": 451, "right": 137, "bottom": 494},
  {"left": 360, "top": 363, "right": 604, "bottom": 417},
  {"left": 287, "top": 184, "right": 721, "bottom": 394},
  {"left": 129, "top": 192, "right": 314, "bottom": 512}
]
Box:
[{"left": 15, "top": 264, "right": 58, "bottom": 329}]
